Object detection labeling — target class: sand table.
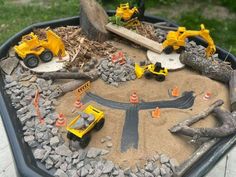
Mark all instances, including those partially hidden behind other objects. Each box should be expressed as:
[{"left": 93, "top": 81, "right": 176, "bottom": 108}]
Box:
[{"left": 55, "top": 41, "right": 229, "bottom": 168}]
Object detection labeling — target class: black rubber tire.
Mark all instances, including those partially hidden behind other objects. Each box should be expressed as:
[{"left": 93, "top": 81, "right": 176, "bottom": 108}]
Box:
[
  {"left": 23, "top": 54, "right": 39, "bottom": 68},
  {"left": 155, "top": 75, "right": 165, "bottom": 82},
  {"left": 67, "top": 132, "right": 77, "bottom": 141},
  {"left": 94, "top": 118, "right": 105, "bottom": 131},
  {"left": 163, "top": 46, "right": 174, "bottom": 54},
  {"left": 144, "top": 71, "right": 153, "bottom": 79},
  {"left": 79, "top": 134, "right": 91, "bottom": 148},
  {"left": 176, "top": 46, "right": 185, "bottom": 54},
  {"left": 39, "top": 49, "right": 53, "bottom": 62}
]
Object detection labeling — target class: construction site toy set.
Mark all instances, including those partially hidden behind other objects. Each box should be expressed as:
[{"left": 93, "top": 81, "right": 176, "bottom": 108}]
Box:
[{"left": 0, "top": 1, "right": 236, "bottom": 177}]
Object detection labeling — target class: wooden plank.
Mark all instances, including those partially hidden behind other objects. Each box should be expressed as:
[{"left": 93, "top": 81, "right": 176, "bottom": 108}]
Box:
[{"left": 105, "top": 23, "right": 163, "bottom": 53}]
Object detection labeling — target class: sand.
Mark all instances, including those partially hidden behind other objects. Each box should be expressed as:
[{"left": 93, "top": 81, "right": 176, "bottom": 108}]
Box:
[{"left": 55, "top": 40, "right": 230, "bottom": 168}]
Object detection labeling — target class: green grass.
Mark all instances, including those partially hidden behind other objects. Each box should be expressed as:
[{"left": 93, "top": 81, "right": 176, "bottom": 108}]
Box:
[
  {"left": 0, "top": 0, "right": 78, "bottom": 45},
  {"left": 0, "top": 0, "right": 235, "bottom": 56},
  {"left": 177, "top": 10, "right": 236, "bottom": 55}
]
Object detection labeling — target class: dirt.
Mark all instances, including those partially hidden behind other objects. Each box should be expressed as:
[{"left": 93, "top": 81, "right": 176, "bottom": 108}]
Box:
[{"left": 55, "top": 40, "right": 229, "bottom": 168}]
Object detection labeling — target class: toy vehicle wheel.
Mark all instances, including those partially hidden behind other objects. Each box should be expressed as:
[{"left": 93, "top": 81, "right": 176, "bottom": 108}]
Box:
[
  {"left": 163, "top": 46, "right": 174, "bottom": 54},
  {"left": 79, "top": 134, "right": 91, "bottom": 148},
  {"left": 144, "top": 71, "right": 153, "bottom": 79},
  {"left": 39, "top": 49, "right": 53, "bottom": 62},
  {"left": 23, "top": 54, "right": 39, "bottom": 68},
  {"left": 155, "top": 75, "right": 165, "bottom": 82},
  {"left": 94, "top": 118, "right": 105, "bottom": 131},
  {"left": 67, "top": 132, "right": 77, "bottom": 140},
  {"left": 176, "top": 46, "right": 185, "bottom": 54}
]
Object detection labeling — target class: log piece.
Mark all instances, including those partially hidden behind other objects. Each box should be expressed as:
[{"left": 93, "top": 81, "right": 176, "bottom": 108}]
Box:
[
  {"left": 80, "top": 0, "right": 110, "bottom": 42},
  {"left": 229, "top": 70, "right": 236, "bottom": 111},
  {"left": 50, "top": 80, "right": 87, "bottom": 98},
  {"left": 39, "top": 72, "right": 98, "bottom": 81},
  {"left": 179, "top": 52, "right": 233, "bottom": 83},
  {"left": 170, "top": 100, "right": 236, "bottom": 138}
]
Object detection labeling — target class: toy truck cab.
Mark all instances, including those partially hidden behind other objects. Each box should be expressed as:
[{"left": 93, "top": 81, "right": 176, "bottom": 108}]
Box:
[{"left": 66, "top": 105, "right": 105, "bottom": 148}]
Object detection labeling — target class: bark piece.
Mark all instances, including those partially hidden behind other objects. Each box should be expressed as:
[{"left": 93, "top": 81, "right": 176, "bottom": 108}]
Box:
[
  {"left": 80, "top": 0, "right": 110, "bottom": 42},
  {"left": 229, "top": 70, "right": 236, "bottom": 111},
  {"left": 179, "top": 52, "right": 232, "bottom": 83},
  {"left": 170, "top": 100, "right": 236, "bottom": 138},
  {"left": 0, "top": 56, "right": 19, "bottom": 75}
]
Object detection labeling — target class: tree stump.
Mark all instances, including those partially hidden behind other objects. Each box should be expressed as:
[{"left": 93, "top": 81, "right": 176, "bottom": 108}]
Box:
[{"left": 80, "top": 0, "right": 110, "bottom": 42}]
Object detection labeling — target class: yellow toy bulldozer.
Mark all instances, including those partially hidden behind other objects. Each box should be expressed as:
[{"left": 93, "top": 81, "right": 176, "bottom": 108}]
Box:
[
  {"left": 14, "top": 30, "right": 66, "bottom": 68},
  {"left": 135, "top": 62, "right": 168, "bottom": 82},
  {"left": 162, "top": 24, "right": 216, "bottom": 58},
  {"left": 115, "top": 3, "right": 139, "bottom": 21}
]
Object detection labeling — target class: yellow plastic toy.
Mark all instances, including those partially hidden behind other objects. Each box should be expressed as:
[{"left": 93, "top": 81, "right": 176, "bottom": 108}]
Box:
[
  {"left": 162, "top": 24, "right": 216, "bottom": 58},
  {"left": 115, "top": 3, "right": 139, "bottom": 21},
  {"left": 66, "top": 105, "right": 105, "bottom": 148},
  {"left": 135, "top": 62, "right": 168, "bottom": 82},
  {"left": 14, "top": 30, "right": 66, "bottom": 68}
]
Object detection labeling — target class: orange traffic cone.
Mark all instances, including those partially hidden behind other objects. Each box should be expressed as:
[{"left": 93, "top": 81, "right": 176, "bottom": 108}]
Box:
[
  {"left": 203, "top": 92, "right": 211, "bottom": 100},
  {"left": 56, "top": 113, "right": 67, "bottom": 127},
  {"left": 152, "top": 107, "right": 161, "bottom": 118},
  {"left": 74, "top": 99, "right": 83, "bottom": 108},
  {"left": 130, "top": 91, "right": 139, "bottom": 104},
  {"left": 172, "top": 86, "right": 180, "bottom": 97}
]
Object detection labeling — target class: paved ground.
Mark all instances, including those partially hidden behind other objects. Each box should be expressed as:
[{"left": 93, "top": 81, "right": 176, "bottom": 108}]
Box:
[{"left": 0, "top": 115, "right": 235, "bottom": 177}]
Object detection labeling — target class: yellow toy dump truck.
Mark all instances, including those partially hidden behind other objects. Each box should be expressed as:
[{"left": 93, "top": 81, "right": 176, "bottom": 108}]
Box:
[
  {"left": 162, "top": 24, "right": 216, "bottom": 58},
  {"left": 135, "top": 62, "right": 168, "bottom": 82},
  {"left": 14, "top": 30, "right": 66, "bottom": 68},
  {"left": 66, "top": 105, "right": 105, "bottom": 148}
]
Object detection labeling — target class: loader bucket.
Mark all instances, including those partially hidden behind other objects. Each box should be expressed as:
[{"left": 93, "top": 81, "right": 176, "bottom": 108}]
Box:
[{"left": 135, "top": 63, "right": 144, "bottom": 78}]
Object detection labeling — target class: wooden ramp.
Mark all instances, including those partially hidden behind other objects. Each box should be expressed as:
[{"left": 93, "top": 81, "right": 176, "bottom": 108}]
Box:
[{"left": 106, "top": 23, "right": 163, "bottom": 53}]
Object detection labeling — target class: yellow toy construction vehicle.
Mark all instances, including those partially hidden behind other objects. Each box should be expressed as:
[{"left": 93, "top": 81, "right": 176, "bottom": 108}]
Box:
[
  {"left": 14, "top": 30, "right": 66, "bottom": 68},
  {"left": 66, "top": 105, "right": 105, "bottom": 148},
  {"left": 135, "top": 62, "right": 168, "bottom": 82},
  {"left": 162, "top": 24, "right": 216, "bottom": 58},
  {"left": 115, "top": 3, "right": 139, "bottom": 21}
]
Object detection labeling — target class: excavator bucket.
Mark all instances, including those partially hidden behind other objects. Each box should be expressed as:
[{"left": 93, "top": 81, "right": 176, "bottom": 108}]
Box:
[{"left": 135, "top": 63, "right": 145, "bottom": 78}]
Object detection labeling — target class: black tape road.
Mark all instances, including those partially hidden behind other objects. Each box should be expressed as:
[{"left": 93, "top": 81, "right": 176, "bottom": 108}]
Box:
[{"left": 82, "top": 91, "right": 195, "bottom": 152}]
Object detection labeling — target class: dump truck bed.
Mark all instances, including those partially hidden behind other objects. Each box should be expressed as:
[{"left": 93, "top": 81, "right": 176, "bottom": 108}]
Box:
[{"left": 66, "top": 105, "right": 104, "bottom": 138}]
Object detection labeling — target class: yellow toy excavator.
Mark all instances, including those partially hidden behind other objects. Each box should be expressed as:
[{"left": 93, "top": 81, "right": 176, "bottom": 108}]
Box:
[
  {"left": 135, "top": 62, "right": 168, "bottom": 82},
  {"left": 162, "top": 24, "right": 216, "bottom": 58},
  {"left": 14, "top": 30, "right": 66, "bottom": 68}
]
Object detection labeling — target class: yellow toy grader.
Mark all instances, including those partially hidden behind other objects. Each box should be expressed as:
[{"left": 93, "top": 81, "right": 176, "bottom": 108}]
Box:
[
  {"left": 163, "top": 24, "right": 216, "bottom": 58},
  {"left": 14, "top": 30, "right": 66, "bottom": 68},
  {"left": 135, "top": 62, "right": 168, "bottom": 82}
]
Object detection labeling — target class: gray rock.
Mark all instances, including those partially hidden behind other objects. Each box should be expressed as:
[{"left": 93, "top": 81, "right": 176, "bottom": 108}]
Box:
[
  {"left": 5, "top": 75, "right": 14, "bottom": 83},
  {"left": 50, "top": 154, "right": 60, "bottom": 163},
  {"left": 55, "top": 144, "right": 72, "bottom": 157},
  {"left": 76, "top": 161, "right": 84, "bottom": 169},
  {"left": 16, "top": 106, "right": 28, "bottom": 115},
  {"left": 0, "top": 57, "right": 19, "bottom": 75},
  {"left": 83, "top": 65, "right": 90, "bottom": 72},
  {"left": 71, "top": 118, "right": 85, "bottom": 129},
  {"left": 103, "top": 160, "right": 114, "bottom": 173},
  {"left": 33, "top": 149, "right": 46, "bottom": 160},
  {"left": 160, "top": 154, "right": 169, "bottom": 164},
  {"left": 87, "top": 147, "right": 102, "bottom": 158},
  {"left": 54, "top": 169, "right": 68, "bottom": 177},
  {"left": 160, "top": 167, "right": 166, "bottom": 176},
  {"left": 106, "top": 142, "right": 113, "bottom": 148},
  {"left": 100, "top": 137, "right": 106, "bottom": 143},
  {"left": 106, "top": 136, "right": 112, "bottom": 141},
  {"left": 45, "top": 157, "right": 54, "bottom": 169},
  {"left": 24, "top": 135, "right": 35, "bottom": 142},
  {"left": 60, "top": 162, "right": 68, "bottom": 172},
  {"left": 87, "top": 114, "right": 95, "bottom": 123},
  {"left": 145, "top": 162, "right": 155, "bottom": 172},
  {"left": 100, "top": 149, "right": 109, "bottom": 156},
  {"left": 50, "top": 136, "right": 60, "bottom": 146},
  {"left": 101, "top": 74, "right": 108, "bottom": 81},
  {"left": 80, "top": 167, "right": 89, "bottom": 177},
  {"left": 152, "top": 167, "right": 160, "bottom": 176}
]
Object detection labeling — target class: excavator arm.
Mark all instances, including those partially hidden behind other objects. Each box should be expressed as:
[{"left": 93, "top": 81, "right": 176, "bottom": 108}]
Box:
[{"left": 178, "top": 24, "right": 216, "bottom": 57}]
